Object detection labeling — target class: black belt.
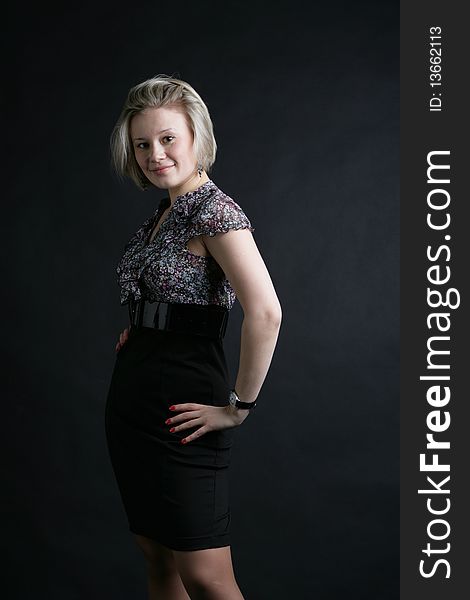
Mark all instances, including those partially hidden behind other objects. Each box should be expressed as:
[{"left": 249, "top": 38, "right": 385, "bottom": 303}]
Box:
[{"left": 128, "top": 298, "right": 229, "bottom": 340}]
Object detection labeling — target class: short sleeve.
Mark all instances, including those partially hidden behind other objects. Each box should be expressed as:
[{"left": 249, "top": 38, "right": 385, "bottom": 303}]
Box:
[{"left": 189, "top": 194, "right": 255, "bottom": 238}]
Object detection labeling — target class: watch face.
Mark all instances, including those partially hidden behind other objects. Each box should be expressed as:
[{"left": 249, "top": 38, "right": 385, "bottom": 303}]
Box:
[{"left": 229, "top": 391, "right": 237, "bottom": 407}]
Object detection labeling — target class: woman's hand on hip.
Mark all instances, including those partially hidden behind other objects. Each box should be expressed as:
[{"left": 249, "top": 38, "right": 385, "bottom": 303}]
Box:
[
  {"left": 165, "top": 403, "right": 250, "bottom": 444},
  {"left": 115, "top": 327, "right": 130, "bottom": 352}
]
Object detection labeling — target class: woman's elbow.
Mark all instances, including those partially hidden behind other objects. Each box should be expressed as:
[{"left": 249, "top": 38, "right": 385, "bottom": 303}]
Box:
[
  {"left": 244, "top": 300, "right": 282, "bottom": 327},
  {"left": 268, "top": 300, "right": 282, "bottom": 326}
]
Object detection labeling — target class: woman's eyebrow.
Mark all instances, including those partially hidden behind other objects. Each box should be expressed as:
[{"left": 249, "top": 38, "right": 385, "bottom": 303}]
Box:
[{"left": 133, "top": 128, "right": 176, "bottom": 140}]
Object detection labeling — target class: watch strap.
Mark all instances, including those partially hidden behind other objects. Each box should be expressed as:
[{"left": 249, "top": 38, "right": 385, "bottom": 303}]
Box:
[{"left": 230, "top": 388, "right": 257, "bottom": 410}]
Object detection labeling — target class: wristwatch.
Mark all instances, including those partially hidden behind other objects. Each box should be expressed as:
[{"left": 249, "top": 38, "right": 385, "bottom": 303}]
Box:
[{"left": 228, "top": 388, "right": 257, "bottom": 410}]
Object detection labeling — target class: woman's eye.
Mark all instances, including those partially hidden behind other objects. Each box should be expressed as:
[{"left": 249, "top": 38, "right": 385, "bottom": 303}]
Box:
[{"left": 135, "top": 137, "right": 174, "bottom": 149}]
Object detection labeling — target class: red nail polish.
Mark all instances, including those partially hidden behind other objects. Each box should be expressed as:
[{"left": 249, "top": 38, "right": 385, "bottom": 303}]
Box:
[
  {"left": 169, "top": 406, "right": 175, "bottom": 411},
  {"left": 170, "top": 427, "right": 175, "bottom": 433},
  {"left": 181, "top": 439, "right": 187, "bottom": 444},
  {"left": 165, "top": 419, "right": 171, "bottom": 425}
]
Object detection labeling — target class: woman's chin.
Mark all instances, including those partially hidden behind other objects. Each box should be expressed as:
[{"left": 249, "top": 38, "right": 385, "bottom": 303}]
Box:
[{"left": 147, "top": 175, "right": 171, "bottom": 189}]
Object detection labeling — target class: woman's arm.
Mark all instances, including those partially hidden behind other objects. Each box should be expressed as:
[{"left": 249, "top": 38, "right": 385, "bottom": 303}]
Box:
[{"left": 203, "top": 228, "right": 282, "bottom": 421}]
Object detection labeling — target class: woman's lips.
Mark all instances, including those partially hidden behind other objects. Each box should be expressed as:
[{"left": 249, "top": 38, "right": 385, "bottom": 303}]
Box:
[{"left": 153, "top": 164, "right": 175, "bottom": 175}]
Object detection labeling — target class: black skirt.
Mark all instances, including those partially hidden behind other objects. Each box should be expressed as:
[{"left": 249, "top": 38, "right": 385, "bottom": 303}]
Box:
[{"left": 104, "top": 323, "right": 236, "bottom": 551}]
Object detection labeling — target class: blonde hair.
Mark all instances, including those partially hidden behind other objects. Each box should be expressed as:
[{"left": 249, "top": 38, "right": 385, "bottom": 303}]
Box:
[{"left": 110, "top": 74, "right": 217, "bottom": 191}]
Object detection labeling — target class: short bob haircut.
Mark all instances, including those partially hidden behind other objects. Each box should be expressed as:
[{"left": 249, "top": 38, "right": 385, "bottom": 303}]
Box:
[{"left": 110, "top": 74, "right": 217, "bottom": 191}]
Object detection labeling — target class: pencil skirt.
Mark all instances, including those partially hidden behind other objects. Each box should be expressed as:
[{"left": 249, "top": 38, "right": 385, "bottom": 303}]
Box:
[{"left": 104, "top": 324, "right": 236, "bottom": 551}]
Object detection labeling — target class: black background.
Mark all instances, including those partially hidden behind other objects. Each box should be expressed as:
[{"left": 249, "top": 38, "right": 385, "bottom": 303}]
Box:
[{"left": 5, "top": 1, "right": 399, "bottom": 598}]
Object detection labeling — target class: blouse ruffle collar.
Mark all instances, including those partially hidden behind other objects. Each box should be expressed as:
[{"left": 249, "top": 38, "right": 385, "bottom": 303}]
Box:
[
  {"left": 117, "top": 179, "right": 218, "bottom": 305},
  {"left": 170, "top": 179, "right": 217, "bottom": 222}
]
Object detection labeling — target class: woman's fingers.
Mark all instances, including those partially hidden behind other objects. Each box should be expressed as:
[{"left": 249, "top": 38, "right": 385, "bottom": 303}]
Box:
[
  {"left": 116, "top": 327, "right": 130, "bottom": 352},
  {"left": 165, "top": 405, "right": 244, "bottom": 444},
  {"left": 167, "top": 412, "right": 202, "bottom": 430}
]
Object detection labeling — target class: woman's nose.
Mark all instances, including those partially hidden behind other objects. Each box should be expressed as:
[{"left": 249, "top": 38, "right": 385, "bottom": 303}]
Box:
[{"left": 149, "top": 144, "right": 166, "bottom": 162}]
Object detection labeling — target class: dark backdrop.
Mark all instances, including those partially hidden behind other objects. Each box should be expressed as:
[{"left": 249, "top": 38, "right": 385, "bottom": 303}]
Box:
[{"left": 5, "top": 0, "right": 399, "bottom": 598}]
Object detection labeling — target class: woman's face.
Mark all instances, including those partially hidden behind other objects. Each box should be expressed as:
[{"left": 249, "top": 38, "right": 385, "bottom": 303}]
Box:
[{"left": 130, "top": 106, "right": 198, "bottom": 191}]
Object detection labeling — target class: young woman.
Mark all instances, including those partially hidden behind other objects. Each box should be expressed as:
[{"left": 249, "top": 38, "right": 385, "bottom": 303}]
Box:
[{"left": 105, "top": 74, "right": 282, "bottom": 600}]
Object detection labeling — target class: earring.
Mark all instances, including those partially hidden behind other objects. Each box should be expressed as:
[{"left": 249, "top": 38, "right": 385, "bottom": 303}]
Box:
[
  {"left": 197, "top": 163, "right": 203, "bottom": 178},
  {"left": 140, "top": 174, "right": 148, "bottom": 191}
]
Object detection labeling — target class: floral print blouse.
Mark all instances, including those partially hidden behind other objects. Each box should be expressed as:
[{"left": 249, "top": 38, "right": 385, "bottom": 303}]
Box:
[{"left": 116, "top": 179, "right": 255, "bottom": 311}]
